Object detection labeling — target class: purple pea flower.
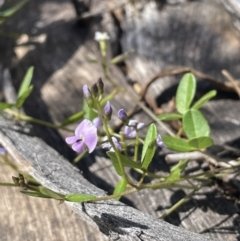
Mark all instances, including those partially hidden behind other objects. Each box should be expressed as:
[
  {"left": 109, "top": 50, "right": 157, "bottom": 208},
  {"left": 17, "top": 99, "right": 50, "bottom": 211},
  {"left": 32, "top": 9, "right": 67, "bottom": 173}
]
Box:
[
  {"left": 65, "top": 119, "right": 98, "bottom": 153},
  {"left": 156, "top": 134, "right": 166, "bottom": 148},
  {"left": 124, "top": 120, "right": 144, "bottom": 138},
  {"left": 92, "top": 117, "right": 102, "bottom": 130},
  {"left": 102, "top": 137, "right": 121, "bottom": 152}
]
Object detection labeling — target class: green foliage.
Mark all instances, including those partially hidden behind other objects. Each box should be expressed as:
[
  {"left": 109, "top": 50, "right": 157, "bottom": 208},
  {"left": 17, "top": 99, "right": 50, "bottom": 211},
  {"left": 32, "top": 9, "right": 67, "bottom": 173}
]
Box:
[
  {"left": 107, "top": 151, "right": 141, "bottom": 176},
  {"left": 16, "top": 85, "right": 33, "bottom": 108},
  {"left": 110, "top": 50, "right": 134, "bottom": 65},
  {"left": 39, "top": 187, "right": 65, "bottom": 200},
  {"left": 65, "top": 194, "right": 96, "bottom": 202},
  {"left": 183, "top": 109, "right": 210, "bottom": 139},
  {"left": 113, "top": 178, "right": 128, "bottom": 200},
  {"left": 141, "top": 123, "right": 157, "bottom": 169},
  {"left": 176, "top": 73, "right": 196, "bottom": 114},
  {"left": 0, "top": 0, "right": 29, "bottom": 18},
  {"left": 162, "top": 136, "right": 196, "bottom": 152},
  {"left": 192, "top": 90, "right": 217, "bottom": 110},
  {"left": 161, "top": 73, "right": 215, "bottom": 152},
  {"left": 60, "top": 111, "right": 84, "bottom": 127},
  {"left": 21, "top": 190, "right": 51, "bottom": 199},
  {"left": 167, "top": 159, "right": 189, "bottom": 181},
  {"left": 188, "top": 136, "right": 213, "bottom": 149},
  {"left": 18, "top": 66, "right": 34, "bottom": 98},
  {"left": 83, "top": 99, "right": 98, "bottom": 120},
  {"left": 0, "top": 102, "right": 13, "bottom": 110}
]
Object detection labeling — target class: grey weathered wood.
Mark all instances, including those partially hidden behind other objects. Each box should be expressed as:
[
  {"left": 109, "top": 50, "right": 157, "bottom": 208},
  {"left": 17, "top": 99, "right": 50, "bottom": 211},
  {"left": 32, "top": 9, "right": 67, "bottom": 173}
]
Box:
[{"left": 0, "top": 116, "right": 216, "bottom": 241}]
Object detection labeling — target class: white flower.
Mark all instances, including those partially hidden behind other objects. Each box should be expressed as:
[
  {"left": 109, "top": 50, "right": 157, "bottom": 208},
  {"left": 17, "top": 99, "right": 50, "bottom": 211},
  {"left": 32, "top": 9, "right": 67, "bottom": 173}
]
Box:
[{"left": 94, "top": 31, "right": 110, "bottom": 42}]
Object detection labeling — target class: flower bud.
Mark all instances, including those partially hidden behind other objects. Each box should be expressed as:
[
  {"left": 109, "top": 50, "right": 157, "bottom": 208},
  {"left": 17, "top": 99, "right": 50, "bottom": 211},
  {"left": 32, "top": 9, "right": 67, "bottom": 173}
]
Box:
[
  {"left": 118, "top": 109, "right": 129, "bottom": 124},
  {"left": 91, "top": 83, "right": 99, "bottom": 98},
  {"left": 103, "top": 101, "right": 112, "bottom": 121},
  {"left": 83, "top": 85, "right": 94, "bottom": 107},
  {"left": 94, "top": 32, "right": 110, "bottom": 57},
  {"left": 97, "top": 78, "right": 104, "bottom": 95}
]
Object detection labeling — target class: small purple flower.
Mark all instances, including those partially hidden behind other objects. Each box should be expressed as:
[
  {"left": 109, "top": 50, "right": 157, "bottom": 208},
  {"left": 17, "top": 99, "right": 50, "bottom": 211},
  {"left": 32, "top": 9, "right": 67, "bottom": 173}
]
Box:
[
  {"left": 102, "top": 137, "right": 121, "bottom": 152},
  {"left": 118, "top": 109, "right": 129, "bottom": 124},
  {"left": 156, "top": 134, "right": 166, "bottom": 148},
  {"left": 92, "top": 117, "right": 102, "bottom": 130},
  {"left": 124, "top": 120, "right": 144, "bottom": 138},
  {"left": 103, "top": 101, "right": 112, "bottom": 121},
  {"left": 0, "top": 147, "right": 6, "bottom": 155},
  {"left": 65, "top": 119, "right": 98, "bottom": 153}
]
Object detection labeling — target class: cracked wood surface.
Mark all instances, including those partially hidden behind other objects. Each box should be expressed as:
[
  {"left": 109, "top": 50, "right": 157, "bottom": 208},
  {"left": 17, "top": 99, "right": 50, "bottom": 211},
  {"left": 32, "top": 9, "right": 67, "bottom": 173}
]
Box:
[{"left": 0, "top": 116, "right": 215, "bottom": 241}]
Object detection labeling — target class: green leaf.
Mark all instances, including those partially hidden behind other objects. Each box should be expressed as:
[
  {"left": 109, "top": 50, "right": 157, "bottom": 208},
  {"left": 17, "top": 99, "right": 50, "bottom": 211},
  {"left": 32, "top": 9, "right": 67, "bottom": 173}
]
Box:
[
  {"left": 60, "top": 111, "right": 84, "bottom": 127},
  {"left": 39, "top": 187, "right": 65, "bottom": 200},
  {"left": 0, "top": 0, "right": 29, "bottom": 18},
  {"left": 18, "top": 66, "right": 34, "bottom": 98},
  {"left": 188, "top": 136, "right": 213, "bottom": 149},
  {"left": 141, "top": 123, "right": 157, "bottom": 169},
  {"left": 176, "top": 73, "right": 196, "bottom": 114},
  {"left": 21, "top": 191, "right": 51, "bottom": 199},
  {"left": 167, "top": 159, "right": 189, "bottom": 181},
  {"left": 107, "top": 151, "right": 141, "bottom": 176},
  {"left": 157, "top": 113, "right": 182, "bottom": 121},
  {"left": 183, "top": 109, "right": 210, "bottom": 139},
  {"left": 64, "top": 193, "right": 96, "bottom": 202},
  {"left": 192, "top": 90, "right": 217, "bottom": 110},
  {"left": 162, "top": 136, "right": 196, "bottom": 152},
  {"left": 0, "top": 102, "right": 13, "bottom": 110},
  {"left": 83, "top": 99, "right": 98, "bottom": 121},
  {"left": 113, "top": 178, "right": 127, "bottom": 201},
  {"left": 16, "top": 85, "right": 33, "bottom": 108}
]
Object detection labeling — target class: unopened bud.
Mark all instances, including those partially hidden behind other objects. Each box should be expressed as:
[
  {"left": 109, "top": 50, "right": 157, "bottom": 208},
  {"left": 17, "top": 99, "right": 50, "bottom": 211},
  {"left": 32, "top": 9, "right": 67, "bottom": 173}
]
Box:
[
  {"left": 97, "top": 78, "right": 104, "bottom": 95},
  {"left": 103, "top": 101, "right": 112, "bottom": 121},
  {"left": 94, "top": 32, "right": 110, "bottom": 57},
  {"left": 83, "top": 85, "right": 94, "bottom": 107},
  {"left": 118, "top": 109, "right": 129, "bottom": 124},
  {"left": 91, "top": 83, "right": 99, "bottom": 98}
]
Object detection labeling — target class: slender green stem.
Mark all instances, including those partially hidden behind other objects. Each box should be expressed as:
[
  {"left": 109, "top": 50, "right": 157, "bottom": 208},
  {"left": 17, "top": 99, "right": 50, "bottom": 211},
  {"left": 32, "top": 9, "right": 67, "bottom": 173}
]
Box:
[
  {"left": 160, "top": 180, "right": 212, "bottom": 219},
  {"left": 102, "top": 62, "right": 118, "bottom": 88},
  {"left": 137, "top": 172, "right": 146, "bottom": 187},
  {"left": 73, "top": 149, "right": 88, "bottom": 164},
  {"left": 96, "top": 101, "right": 134, "bottom": 186},
  {"left": 135, "top": 101, "right": 175, "bottom": 136},
  {"left": 4, "top": 109, "right": 73, "bottom": 132},
  {"left": 0, "top": 182, "right": 17, "bottom": 187},
  {"left": 91, "top": 187, "right": 137, "bottom": 202},
  {"left": 88, "top": 181, "right": 198, "bottom": 203}
]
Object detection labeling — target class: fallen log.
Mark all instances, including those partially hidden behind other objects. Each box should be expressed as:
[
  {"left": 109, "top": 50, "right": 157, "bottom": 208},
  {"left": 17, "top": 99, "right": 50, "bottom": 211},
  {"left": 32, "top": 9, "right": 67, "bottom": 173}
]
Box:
[{"left": 0, "top": 116, "right": 215, "bottom": 241}]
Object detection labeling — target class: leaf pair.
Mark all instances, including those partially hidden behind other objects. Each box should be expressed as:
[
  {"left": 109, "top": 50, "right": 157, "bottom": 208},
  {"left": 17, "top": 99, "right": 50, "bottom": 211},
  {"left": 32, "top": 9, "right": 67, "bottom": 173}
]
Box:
[{"left": 158, "top": 73, "right": 216, "bottom": 122}]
